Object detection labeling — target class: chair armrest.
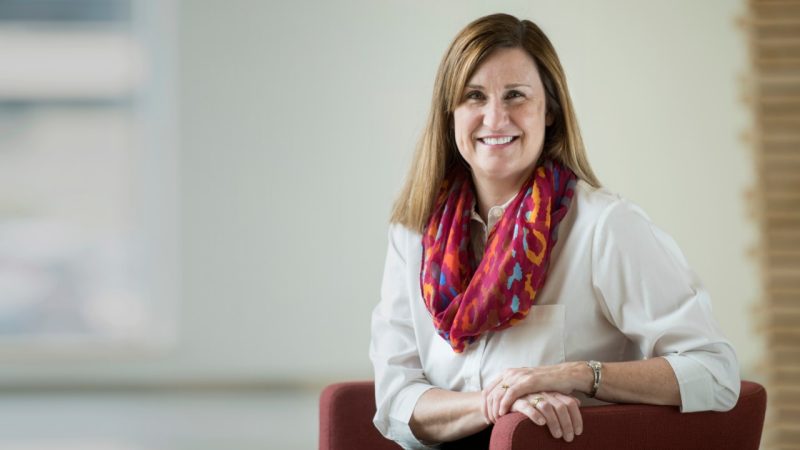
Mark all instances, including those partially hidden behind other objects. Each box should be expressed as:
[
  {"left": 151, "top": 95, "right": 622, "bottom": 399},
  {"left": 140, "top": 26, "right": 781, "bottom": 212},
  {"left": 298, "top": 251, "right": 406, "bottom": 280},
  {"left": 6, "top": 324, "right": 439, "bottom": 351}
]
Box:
[
  {"left": 319, "top": 381, "right": 402, "bottom": 450},
  {"left": 489, "top": 381, "right": 766, "bottom": 450}
]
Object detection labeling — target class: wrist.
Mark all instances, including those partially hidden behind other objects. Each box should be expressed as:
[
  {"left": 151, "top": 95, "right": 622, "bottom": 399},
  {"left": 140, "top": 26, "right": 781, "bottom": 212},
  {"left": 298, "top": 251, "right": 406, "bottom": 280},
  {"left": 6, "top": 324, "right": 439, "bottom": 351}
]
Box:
[{"left": 569, "top": 361, "right": 595, "bottom": 395}]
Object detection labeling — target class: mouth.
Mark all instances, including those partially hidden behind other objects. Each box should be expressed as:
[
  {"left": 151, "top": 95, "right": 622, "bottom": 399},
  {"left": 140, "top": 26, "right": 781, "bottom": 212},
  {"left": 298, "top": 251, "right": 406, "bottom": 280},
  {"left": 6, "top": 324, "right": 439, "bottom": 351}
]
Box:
[{"left": 477, "top": 136, "right": 519, "bottom": 146}]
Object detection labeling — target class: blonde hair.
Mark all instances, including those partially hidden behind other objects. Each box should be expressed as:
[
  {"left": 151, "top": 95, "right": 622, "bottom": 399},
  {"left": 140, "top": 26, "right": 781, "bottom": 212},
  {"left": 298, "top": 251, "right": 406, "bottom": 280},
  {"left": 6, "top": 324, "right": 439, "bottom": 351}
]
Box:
[{"left": 390, "top": 13, "right": 600, "bottom": 233}]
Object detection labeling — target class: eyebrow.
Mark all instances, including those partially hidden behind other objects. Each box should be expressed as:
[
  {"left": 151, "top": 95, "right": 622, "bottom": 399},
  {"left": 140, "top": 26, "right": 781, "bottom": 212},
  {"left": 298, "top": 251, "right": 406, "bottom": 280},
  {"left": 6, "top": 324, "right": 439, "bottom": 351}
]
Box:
[{"left": 465, "top": 83, "right": 532, "bottom": 89}]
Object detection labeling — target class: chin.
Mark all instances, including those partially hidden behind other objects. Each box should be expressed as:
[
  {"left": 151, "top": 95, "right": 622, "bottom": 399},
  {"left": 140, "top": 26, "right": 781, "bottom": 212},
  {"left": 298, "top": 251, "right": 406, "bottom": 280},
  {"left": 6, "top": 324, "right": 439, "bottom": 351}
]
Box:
[{"left": 474, "top": 167, "right": 525, "bottom": 183}]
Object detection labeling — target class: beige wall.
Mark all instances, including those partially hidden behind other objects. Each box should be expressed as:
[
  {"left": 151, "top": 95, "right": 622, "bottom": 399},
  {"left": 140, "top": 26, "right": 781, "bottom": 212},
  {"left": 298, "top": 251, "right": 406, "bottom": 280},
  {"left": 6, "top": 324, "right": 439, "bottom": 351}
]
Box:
[{"left": 0, "top": 0, "right": 761, "bottom": 386}]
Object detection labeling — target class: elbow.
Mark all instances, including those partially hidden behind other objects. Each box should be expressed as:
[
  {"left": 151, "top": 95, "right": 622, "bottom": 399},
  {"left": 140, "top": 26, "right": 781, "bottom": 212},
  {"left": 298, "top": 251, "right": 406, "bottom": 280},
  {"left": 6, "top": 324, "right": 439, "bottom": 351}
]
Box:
[
  {"left": 713, "top": 375, "right": 741, "bottom": 412},
  {"left": 667, "top": 350, "right": 741, "bottom": 413},
  {"left": 701, "top": 358, "right": 740, "bottom": 412},
  {"left": 713, "top": 389, "right": 738, "bottom": 412},
  {"left": 678, "top": 374, "right": 741, "bottom": 413},
  {"left": 372, "top": 415, "right": 391, "bottom": 441},
  {"left": 714, "top": 356, "right": 741, "bottom": 412}
]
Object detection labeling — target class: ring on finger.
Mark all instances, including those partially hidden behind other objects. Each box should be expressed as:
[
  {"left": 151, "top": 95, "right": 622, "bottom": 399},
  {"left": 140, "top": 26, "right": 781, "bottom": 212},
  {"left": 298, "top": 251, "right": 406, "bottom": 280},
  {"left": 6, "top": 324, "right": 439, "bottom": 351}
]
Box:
[
  {"left": 530, "top": 395, "right": 544, "bottom": 409},
  {"left": 500, "top": 383, "right": 510, "bottom": 390}
]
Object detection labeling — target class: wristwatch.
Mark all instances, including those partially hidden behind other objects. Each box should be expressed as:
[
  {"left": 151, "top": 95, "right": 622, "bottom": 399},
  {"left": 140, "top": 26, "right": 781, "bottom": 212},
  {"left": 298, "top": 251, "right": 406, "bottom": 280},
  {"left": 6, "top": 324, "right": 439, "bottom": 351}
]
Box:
[{"left": 586, "top": 360, "right": 603, "bottom": 398}]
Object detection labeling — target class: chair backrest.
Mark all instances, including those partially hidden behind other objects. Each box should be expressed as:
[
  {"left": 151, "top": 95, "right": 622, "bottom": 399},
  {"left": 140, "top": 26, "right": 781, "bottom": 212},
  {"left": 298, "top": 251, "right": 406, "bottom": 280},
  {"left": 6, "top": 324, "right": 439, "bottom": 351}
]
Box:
[{"left": 319, "top": 380, "right": 767, "bottom": 450}]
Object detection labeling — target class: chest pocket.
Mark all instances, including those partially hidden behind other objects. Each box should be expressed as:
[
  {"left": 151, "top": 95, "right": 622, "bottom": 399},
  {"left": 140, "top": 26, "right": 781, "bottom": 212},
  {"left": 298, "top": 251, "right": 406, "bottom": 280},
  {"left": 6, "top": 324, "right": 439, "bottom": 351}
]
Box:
[{"left": 481, "top": 304, "right": 566, "bottom": 383}]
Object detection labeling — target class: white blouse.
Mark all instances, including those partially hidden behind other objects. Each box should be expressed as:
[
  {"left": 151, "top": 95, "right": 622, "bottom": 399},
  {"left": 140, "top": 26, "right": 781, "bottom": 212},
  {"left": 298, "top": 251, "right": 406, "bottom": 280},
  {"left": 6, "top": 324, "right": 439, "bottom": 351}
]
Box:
[{"left": 369, "top": 180, "right": 740, "bottom": 450}]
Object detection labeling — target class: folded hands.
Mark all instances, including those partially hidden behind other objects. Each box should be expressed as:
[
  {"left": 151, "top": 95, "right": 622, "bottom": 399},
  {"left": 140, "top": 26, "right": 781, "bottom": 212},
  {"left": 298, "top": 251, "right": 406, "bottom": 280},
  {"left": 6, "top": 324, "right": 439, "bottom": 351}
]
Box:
[{"left": 480, "top": 363, "right": 589, "bottom": 442}]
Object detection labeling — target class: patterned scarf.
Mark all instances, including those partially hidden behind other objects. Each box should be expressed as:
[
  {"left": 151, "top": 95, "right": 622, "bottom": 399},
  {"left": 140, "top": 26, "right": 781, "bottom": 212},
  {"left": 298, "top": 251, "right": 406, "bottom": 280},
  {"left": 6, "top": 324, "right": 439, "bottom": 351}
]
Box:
[{"left": 420, "top": 160, "right": 577, "bottom": 353}]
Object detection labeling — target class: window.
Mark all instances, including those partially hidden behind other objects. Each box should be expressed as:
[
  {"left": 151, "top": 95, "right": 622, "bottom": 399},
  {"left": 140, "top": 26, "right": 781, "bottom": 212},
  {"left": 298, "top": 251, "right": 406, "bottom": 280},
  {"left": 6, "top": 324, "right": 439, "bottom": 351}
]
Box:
[{"left": 0, "top": 0, "right": 178, "bottom": 355}]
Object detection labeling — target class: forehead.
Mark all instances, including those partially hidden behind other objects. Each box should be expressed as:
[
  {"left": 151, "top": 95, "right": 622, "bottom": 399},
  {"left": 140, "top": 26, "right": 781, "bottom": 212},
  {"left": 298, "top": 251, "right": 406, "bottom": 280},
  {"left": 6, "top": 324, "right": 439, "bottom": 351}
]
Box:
[{"left": 466, "top": 47, "right": 542, "bottom": 87}]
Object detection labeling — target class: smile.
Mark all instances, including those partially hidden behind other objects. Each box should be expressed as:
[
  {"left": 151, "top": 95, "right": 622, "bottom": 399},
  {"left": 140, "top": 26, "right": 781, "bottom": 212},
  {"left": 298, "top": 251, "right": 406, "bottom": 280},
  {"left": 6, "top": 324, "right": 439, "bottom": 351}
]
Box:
[{"left": 478, "top": 136, "right": 519, "bottom": 146}]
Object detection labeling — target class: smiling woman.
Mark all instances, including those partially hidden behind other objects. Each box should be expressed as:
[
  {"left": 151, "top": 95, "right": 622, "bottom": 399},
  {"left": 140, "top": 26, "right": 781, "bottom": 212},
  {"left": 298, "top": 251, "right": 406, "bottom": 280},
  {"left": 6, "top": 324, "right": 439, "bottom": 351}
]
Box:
[{"left": 369, "top": 12, "right": 740, "bottom": 449}]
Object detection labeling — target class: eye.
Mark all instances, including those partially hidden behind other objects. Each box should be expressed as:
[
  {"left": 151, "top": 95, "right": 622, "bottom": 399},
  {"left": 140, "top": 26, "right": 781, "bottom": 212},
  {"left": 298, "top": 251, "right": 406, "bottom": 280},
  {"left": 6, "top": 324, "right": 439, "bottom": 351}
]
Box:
[
  {"left": 464, "top": 90, "right": 485, "bottom": 101},
  {"left": 506, "top": 90, "right": 525, "bottom": 99}
]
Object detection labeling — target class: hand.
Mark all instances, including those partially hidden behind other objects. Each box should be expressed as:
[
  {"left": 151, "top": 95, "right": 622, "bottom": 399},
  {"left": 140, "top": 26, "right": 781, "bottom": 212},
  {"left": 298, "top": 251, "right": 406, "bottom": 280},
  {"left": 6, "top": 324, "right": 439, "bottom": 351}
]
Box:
[
  {"left": 482, "top": 364, "right": 578, "bottom": 423},
  {"left": 511, "top": 392, "right": 583, "bottom": 442}
]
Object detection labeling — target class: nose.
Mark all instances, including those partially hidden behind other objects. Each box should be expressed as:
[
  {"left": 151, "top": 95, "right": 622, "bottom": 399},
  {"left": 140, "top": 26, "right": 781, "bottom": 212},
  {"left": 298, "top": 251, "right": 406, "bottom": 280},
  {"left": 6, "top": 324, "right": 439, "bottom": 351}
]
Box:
[{"left": 482, "top": 98, "right": 509, "bottom": 130}]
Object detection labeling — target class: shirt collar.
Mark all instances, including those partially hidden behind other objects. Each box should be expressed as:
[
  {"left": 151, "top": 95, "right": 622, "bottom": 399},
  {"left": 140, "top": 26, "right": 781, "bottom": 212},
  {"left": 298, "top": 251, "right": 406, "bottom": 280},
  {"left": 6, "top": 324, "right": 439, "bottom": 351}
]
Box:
[{"left": 470, "top": 194, "right": 517, "bottom": 232}]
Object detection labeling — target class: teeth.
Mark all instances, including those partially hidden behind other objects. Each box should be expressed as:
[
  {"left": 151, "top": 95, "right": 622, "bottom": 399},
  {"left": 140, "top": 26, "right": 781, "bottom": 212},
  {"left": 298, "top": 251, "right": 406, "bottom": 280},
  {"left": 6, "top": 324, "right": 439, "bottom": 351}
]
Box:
[{"left": 481, "top": 136, "right": 514, "bottom": 145}]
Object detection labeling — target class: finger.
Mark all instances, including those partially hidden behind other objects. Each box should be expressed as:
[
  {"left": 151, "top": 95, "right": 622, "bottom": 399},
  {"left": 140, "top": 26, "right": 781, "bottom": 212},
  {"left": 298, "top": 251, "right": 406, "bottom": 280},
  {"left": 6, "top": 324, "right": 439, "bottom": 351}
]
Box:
[
  {"left": 529, "top": 406, "right": 547, "bottom": 426},
  {"left": 497, "top": 373, "right": 527, "bottom": 417},
  {"left": 569, "top": 399, "right": 583, "bottom": 436},
  {"left": 533, "top": 397, "right": 562, "bottom": 439},
  {"left": 547, "top": 393, "right": 575, "bottom": 442},
  {"left": 485, "top": 378, "right": 503, "bottom": 423},
  {"left": 512, "top": 398, "right": 546, "bottom": 426},
  {"left": 485, "top": 375, "right": 502, "bottom": 394},
  {"left": 499, "top": 370, "right": 539, "bottom": 417},
  {"left": 498, "top": 384, "right": 520, "bottom": 417},
  {"left": 494, "top": 386, "right": 509, "bottom": 422},
  {"left": 486, "top": 388, "right": 497, "bottom": 423},
  {"left": 493, "top": 382, "right": 513, "bottom": 422},
  {"left": 480, "top": 389, "right": 491, "bottom": 424},
  {"left": 560, "top": 394, "right": 583, "bottom": 436}
]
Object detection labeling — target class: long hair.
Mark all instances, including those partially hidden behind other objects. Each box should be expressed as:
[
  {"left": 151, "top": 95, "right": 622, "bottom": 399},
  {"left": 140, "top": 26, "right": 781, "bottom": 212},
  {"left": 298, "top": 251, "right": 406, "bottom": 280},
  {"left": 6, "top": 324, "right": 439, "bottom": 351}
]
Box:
[{"left": 390, "top": 13, "right": 600, "bottom": 233}]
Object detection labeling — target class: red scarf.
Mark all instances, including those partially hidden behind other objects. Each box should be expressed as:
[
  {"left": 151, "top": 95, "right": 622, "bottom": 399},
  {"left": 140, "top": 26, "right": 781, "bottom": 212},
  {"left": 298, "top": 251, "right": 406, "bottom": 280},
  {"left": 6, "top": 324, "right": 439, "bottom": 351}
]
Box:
[{"left": 420, "top": 160, "right": 577, "bottom": 353}]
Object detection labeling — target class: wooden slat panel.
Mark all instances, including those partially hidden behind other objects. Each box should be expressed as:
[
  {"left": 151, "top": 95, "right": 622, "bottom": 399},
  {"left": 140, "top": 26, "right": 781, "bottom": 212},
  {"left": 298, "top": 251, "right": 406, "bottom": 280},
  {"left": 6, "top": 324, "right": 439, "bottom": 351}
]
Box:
[
  {"left": 755, "top": 25, "right": 800, "bottom": 40},
  {"left": 748, "top": 1, "right": 800, "bottom": 448}
]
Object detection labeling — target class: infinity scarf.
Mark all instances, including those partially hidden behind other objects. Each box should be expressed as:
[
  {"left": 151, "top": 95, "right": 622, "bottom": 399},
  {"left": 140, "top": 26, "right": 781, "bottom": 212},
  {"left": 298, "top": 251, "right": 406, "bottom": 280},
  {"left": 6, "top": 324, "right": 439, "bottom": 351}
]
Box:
[{"left": 420, "top": 160, "right": 577, "bottom": 353}]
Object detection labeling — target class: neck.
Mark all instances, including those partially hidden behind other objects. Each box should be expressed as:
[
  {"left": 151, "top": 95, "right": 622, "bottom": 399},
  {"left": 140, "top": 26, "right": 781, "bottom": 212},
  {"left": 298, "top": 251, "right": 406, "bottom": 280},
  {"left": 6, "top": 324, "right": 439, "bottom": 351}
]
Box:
[{"left": 472, "top": 167, "right": 535, "bottom": 223}]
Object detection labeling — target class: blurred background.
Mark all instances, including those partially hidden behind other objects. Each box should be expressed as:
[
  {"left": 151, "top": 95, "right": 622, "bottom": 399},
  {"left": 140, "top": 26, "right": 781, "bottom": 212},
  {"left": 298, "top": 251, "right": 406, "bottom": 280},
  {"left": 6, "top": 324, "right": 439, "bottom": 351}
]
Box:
[{"left": 0, "top": 0, "right": 791, "bottom": 449}]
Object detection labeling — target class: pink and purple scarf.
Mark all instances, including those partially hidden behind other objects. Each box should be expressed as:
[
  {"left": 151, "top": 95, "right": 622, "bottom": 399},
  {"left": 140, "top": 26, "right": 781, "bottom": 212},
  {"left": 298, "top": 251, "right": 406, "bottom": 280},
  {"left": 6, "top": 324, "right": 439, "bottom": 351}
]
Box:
[{"left": 420, "top": 160, "right": 577, "bottom": 353}]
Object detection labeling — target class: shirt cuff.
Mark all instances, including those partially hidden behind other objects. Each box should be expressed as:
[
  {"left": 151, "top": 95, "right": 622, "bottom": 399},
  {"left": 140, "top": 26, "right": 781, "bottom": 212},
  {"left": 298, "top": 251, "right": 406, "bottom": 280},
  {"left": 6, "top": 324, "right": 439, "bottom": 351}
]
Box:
[
  {"left": 662, "top": 354, "right": 714, "bottom": 413},
  {"left": 390, "top": 383, "right": 441, "bottom": 449}
]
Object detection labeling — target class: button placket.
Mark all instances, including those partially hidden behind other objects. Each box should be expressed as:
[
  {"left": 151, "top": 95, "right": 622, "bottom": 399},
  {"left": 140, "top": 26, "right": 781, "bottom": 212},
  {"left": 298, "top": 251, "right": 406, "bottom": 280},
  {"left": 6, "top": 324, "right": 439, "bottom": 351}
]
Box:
[
  {"left": 464, "top": 341, "right": 482, "bottom": 390},
  {"left": 476, "top": 333, "right": 488, "bottom": 389},
  {"left": 488, "top": 206, "right": 504, "bottom": 231}
]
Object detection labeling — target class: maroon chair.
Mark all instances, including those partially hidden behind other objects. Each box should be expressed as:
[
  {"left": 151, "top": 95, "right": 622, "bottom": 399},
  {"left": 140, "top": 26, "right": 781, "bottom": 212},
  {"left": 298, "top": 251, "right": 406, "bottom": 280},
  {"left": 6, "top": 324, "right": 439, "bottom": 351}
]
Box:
[{"left": 319, "top": 380, "right": 766, "bottom": 450}]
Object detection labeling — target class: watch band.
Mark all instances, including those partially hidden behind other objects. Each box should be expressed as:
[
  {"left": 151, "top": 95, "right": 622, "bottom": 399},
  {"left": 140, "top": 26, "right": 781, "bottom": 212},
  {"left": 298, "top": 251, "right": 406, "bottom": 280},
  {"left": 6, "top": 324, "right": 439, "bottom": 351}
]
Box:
[{"left": 586, "top": 360, "right": 602, "bottom": 398}]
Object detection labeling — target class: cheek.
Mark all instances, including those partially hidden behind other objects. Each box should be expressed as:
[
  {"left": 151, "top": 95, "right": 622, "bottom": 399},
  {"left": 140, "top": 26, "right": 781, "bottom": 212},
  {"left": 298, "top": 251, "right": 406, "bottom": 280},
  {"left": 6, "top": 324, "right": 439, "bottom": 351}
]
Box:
[
  {"left": 453, "top": 109, "right": 476, "bottom": 150},
  {"left": 517, "top": 106, "right": 546, "bottom": 139}
]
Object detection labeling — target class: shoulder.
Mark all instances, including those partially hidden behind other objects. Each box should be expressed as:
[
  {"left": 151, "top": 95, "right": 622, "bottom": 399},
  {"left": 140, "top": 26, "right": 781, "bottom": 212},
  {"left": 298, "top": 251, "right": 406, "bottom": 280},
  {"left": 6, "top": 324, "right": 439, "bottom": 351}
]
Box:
[
  {"left": 575, "top": 182, "right": 690, "bottom": 271},
  {"left": 388, "top": 221, "right": 422, "bottom": 242},
  {"left": 573, "top": 180, "right": 622, "bottom": 217},
  {"left": 570, "top": 181, "right": 664, "bottom": 258},
  {"left": 573, "top": 180, "right": 652, "bottom": 229},
  {"left": 571, "top": 180, "right": 647, "bottom": 233},
  {"left": 387, "top": 222, "right": 423, "bottom": 261}
]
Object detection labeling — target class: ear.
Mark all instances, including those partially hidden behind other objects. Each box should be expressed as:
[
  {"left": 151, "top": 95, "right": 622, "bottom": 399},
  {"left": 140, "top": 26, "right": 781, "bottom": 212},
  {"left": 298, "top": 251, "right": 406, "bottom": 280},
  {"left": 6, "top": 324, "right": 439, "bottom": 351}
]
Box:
[{"left": 545, "top": 112, "right": 554, "bottom": 126}]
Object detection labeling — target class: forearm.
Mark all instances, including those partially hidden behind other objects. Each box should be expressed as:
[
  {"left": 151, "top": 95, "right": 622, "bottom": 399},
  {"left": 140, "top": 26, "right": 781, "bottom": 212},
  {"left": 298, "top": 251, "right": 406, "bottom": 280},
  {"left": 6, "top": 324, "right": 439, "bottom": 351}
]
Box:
[
  {"left": 570, "top": 357, "right": 681, "bottom": 406},
  {"left": 409, "top": 388, "right": 489, "bottom": 443}
]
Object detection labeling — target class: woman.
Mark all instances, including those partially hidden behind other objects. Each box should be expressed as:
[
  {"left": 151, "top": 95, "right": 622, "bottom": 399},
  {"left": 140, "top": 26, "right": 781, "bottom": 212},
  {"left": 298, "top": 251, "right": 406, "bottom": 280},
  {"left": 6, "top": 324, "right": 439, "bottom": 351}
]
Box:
[{"left": 369, "top": 13, "right": 739, "bottom": 449}]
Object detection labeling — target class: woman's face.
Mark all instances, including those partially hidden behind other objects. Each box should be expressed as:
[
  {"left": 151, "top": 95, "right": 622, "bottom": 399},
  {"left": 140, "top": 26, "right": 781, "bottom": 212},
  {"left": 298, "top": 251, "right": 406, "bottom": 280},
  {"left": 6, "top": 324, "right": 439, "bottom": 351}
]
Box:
[{"left": 453, "top": 47, "right": 551, "bottom": 188}]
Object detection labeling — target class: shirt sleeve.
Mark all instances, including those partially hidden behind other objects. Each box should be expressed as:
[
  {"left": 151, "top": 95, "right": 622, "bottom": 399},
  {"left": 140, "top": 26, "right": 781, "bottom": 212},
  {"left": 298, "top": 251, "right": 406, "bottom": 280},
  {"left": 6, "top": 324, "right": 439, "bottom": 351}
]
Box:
[
  {"left": 369, "top": 224, "right": 440, "bottom": 449},
  {"left": 590, "top": 199, "right": 741, "bottom": 412}
]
